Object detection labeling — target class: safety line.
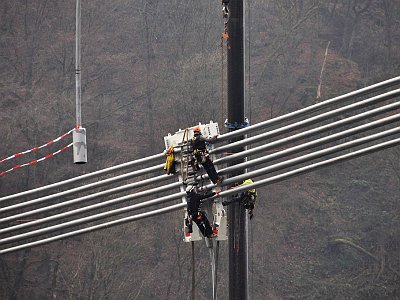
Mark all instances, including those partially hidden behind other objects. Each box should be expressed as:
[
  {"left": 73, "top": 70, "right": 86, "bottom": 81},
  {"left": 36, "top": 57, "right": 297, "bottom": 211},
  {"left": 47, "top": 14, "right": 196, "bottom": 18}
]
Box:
[
  {"left": 0, "top": 128, "right": 75, "bottom": 164},
  {"left": 0, "top": 143, "right": 73, "bottom": 177}
]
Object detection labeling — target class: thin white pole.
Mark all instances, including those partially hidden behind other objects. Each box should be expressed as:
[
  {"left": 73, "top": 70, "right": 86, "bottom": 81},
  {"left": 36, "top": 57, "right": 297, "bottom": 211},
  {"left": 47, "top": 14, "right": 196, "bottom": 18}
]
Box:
[{"left": 75, "top": 0, "right": 82, "bottom": 127}]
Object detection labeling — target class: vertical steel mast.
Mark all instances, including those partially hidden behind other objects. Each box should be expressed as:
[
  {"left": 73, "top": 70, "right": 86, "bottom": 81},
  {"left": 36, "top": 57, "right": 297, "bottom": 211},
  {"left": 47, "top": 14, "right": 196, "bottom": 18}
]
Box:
[
  {"left": 226, "top": 0, "right": 248, "bottom": 299},
  {"left": 75, "top": 0, "right": 82, "bottom": 129},
  {"left": 73, "top": 0, "right": 87, "bottom": 164}
]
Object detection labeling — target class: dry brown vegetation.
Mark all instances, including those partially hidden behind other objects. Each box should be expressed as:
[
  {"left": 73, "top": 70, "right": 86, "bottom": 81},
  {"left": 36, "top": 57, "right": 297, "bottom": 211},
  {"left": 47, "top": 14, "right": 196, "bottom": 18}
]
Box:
[{"left": 1, "top": 0, "right": 399, "bottom": 299}]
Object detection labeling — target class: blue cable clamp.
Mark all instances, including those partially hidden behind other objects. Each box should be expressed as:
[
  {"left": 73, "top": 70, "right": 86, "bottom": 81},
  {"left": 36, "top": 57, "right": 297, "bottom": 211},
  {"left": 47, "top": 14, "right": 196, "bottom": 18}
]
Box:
[{"left": 224, "top": 117, "right": 249, "bottom": 129}]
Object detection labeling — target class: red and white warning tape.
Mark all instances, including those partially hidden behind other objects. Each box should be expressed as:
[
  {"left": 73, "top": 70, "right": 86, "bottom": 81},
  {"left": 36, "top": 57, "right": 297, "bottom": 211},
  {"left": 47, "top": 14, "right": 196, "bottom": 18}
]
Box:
[
  {"left": 0, "top": 143, "right": 73, "bottom": 177},
  {"left": 0, "top": 128, "right": 75, "bottom": 164},
  {"left": 0, "top": 128, "right": 77, "bottom": 177}
]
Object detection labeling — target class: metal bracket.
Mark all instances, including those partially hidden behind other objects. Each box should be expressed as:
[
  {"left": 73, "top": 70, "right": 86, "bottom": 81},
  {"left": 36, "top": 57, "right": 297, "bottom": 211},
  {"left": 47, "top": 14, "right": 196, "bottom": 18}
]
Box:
[{"left": 224, "top": 117, "right": 249, "bottom": 130}]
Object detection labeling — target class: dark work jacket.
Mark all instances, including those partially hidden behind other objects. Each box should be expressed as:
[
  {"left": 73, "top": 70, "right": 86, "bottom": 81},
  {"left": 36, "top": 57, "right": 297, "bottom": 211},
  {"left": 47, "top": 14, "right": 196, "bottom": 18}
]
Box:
[
  {"left": 190, "top": 135, "right": 217, "bottom": 153},
  {"left": 186, "top": 191, "right": 216, "bottom": 216}
]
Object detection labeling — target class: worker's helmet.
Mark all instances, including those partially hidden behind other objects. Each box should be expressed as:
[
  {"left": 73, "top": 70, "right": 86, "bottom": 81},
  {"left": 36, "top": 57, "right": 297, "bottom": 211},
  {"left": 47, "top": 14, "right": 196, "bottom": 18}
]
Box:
[
  {"left": 166, "top": 146, "right": 174, "bottom": 154},
  {"left": 186, "top": 185, "right": 196, "bottom": 193},
  {"left": 193, "top": 126, "right": 201, "bottom": 134}
]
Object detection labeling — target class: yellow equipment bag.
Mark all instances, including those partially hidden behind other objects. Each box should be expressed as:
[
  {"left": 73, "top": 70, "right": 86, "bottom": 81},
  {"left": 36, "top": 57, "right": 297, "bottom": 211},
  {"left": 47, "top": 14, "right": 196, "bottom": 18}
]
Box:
[{"left": 164, "top": 146, "right": 176, "bottom": 175}]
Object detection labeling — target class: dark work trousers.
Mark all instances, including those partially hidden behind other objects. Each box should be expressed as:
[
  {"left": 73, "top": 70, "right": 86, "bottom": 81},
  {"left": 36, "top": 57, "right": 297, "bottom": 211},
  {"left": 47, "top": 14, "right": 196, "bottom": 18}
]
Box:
[
  {"left": 195, "top": 154, "right": 220, "bottom": 184},
  {"left": 193, "top": 211, "right": 213, "bottom": 237},
  {"left": 187, "top": 191, "right": 216, "bottom": 238}
]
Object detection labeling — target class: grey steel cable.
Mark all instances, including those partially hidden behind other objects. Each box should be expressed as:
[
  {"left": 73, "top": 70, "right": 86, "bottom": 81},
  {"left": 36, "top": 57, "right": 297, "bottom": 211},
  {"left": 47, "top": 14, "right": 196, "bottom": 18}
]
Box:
[
  {"left": 0, "top": 191, "right": 184, "bottom": 244},
  {"left": 196, "top": 129, "right": 400, "bottom": 194},
  {"left": 0, "top": 203, "right": 186, "bottom": 255},
  {"left": 0, "top": 174, "right": 177, "bottom": 226},
  {"left": 217, "top": 76, "right": 400, "bottom": 142},
  {"left": 2, "top": 78, "right": 398, "bottom": 202},
  {"left": 217, "top": 127, "right": 400, "bottom": 186},
  {"left": 2, "top": 85, "right": 399, "bottom": 204},
  {"left": 2, "top": 78, "right": 399, "bottom": 202},
  {"left": 214, "top": 102, "right": 400, "bottom": 165},
  {"left": 0, "top": 153, "right": 166, "bottom": 202},
  {"left": 1, "top": 164, "right": 165, "bottom": 212},
  {"left": 216, "top": 137, "right": 400, "bottom": 198},
  {"left": 213, "top": 89, "right": 400, "bottom": 154},
  {"left": 2, "top": 138, "right": 399, "bottom": 254},
  {"left": 218, "top": 114, "right": 400, "bottom": 173},
  {"left": 9, "top": 117, "right": 397, "bottom": 229},
  {"left": 0, "top": 84, "right": 398, "bottom": 223},
  {"left": 4, "top": 93, "right": 396, "bottom": 213},
  {"left": 3, "top": 128, "right": 398, "bottom": 242},
  {"left": 3, "top": 110, "right": 399, "bottom": 226},
  {"left": 175, "top": 100, "right": 400, "bottom": 182},
  {"left": 1, "top": 181, "right": 181, "bottom": 233}
]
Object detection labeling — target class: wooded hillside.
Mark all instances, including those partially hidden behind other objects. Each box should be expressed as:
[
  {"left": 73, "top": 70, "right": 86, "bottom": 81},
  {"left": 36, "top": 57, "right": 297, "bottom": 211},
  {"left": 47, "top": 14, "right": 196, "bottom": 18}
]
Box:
[{"left": 1, "top": 1, "right": 399, "bottom": 299}]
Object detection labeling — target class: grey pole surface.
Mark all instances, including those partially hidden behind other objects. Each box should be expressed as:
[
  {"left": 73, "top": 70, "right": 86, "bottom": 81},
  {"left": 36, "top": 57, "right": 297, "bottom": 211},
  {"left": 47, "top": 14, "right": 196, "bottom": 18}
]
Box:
[
  {"left": 0, "top": 153, "right": 165, "bottom": 201},
  {"left": 213, "top": 89, "right": 400, "bottom": 154},
  {"left": 226, "top": 0, "right": 248, "bottom": 298},
  {"left": 217, "top": 76, "right": 400, "bottom": 142},
  {"left": 2, "top": 138, "right": 399, "bottom": 254},
  {"left": 0, "top": 203, "right": 186, "bottom": 255},
  {"left": 73, "top": 0, "right": 88, "bottom": 164}
]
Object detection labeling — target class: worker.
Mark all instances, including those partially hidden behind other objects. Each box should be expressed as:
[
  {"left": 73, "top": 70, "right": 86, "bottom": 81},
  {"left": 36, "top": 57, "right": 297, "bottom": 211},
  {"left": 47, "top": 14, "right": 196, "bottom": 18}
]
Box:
[
  {"left": 190, "top": 126, "right": 223, "bottom": 184},
  {"left": 222, "top": 0, "right": 229, "bottom": 19},
  {"left": 164, "top": 146, "right": 176, "bottom": 175},
  {"left": 222, "top": 179, "right": 258, "bottom": 219},
  {"left": 185, "top": 185, "right": 220, "bottom": 239}
]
